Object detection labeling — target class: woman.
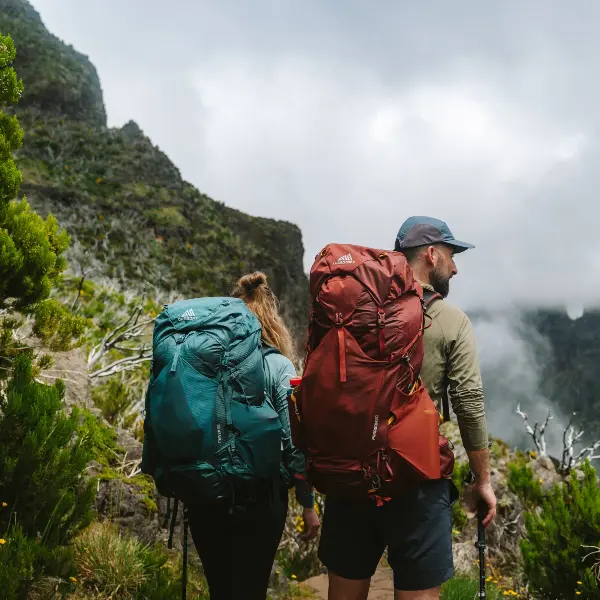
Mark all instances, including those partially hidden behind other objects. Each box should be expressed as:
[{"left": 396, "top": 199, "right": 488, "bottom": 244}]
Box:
[{"left": 187, "top": 271, "right": 320, "bottom": 600}]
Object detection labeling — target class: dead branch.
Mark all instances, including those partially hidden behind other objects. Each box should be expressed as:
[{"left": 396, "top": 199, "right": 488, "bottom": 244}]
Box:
[
  {"left": 582, "top": 545, "right": 600, "bottom": 584},
  {"left": 554, "top": 412, "right": 600, "bottom": 475},
  {"left": 87, "top": 306, "right": 155, "bottom": 370},
  {"left": 89, "top": 353, "right": 151, "bottom": 379},
  {"left": 516, "top": 403, "right": 552, "bottom": 456},
  {"left": 69, "top": 242, "right": 100, "bottom": 314}
]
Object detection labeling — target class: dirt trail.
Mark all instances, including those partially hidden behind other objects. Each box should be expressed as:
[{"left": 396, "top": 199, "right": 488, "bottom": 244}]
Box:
[{"left": 303, "top": 566, "right": 395, "bottom": 599}]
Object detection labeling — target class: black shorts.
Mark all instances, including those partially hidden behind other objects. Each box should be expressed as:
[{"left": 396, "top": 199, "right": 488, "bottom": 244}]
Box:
[{"left": 318, "top": 479, "right": 458, "bottom": 591}]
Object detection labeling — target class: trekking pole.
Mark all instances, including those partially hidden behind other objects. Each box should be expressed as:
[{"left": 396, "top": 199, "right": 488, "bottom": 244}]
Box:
[
  {"left": 464, "top": 469, "right": 487, "bottom": 599},
  {"left": 476, "top": 500, "right": 487, "bottom": 599}
]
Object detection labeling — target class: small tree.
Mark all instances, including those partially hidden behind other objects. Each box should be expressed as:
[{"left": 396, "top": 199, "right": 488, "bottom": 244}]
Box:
[
  {"left": 520, "top": 461, "right": 600, "bottom": 598},
  {"left": 0, "top": 32, "right": 83, "bottom": 366},
  {"left": 0, "top": 355, "right": 99, "bottom": 598},
  {"left": 0, "top": 33, "right": 92, "bottom": 599}
]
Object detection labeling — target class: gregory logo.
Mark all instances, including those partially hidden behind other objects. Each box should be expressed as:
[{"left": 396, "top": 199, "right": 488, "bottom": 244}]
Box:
[
  {"left": 334, "top": 253, "right": 354, "bottom": 265},
  {"left": 371, "top": 415, "right": 379, "bottom": 440},
  {"left": 178, "top": 308, "right": 196, "bottom": 321}
]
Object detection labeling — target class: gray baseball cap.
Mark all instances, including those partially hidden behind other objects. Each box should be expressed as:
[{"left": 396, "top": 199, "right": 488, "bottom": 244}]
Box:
[{"left": 394, "top": 216, "right": 475, "bottom": 253}]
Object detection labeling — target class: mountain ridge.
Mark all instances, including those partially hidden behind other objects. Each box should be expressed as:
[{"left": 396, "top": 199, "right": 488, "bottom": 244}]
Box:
[{"left": 0, "top": 0, "right": 310, "bottom": 348}]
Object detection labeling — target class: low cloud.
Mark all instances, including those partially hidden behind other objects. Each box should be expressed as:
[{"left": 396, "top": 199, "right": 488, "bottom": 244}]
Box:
[
  {"left": 471, "top": 311, "right": 573, "bottom": 458},
  {"left": 28, "top": 0, "right": 600, "bottom": 314}
]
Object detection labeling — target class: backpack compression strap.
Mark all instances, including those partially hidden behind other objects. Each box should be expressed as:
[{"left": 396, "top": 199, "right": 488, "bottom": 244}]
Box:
[{"left": 421, "top": 290, "right": 451, "bottom": 424}]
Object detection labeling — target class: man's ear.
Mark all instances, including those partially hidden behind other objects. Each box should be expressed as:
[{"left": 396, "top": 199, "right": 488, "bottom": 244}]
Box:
[{"left": 424, "top": 245, "right": 437, "bottom": 266}]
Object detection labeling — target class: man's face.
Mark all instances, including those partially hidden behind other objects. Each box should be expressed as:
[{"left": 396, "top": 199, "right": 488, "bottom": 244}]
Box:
[{"left": 429, "top": 245, "right": 458, "bottom": 298}]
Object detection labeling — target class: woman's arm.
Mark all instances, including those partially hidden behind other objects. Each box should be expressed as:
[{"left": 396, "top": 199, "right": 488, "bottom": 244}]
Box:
[{"left": 270, "top": 355, "right": 315, "bottom": 509}]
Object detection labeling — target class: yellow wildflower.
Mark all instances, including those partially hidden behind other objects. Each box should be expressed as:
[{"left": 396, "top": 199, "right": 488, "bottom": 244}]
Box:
[
  {"left": 576, "top": 592, "right": 582, "bottom": 596},
  {"left": 291, "top": 574, "right": 297, "bottom": 580},
  {"left": 70, "top": 577, "right": 77, "bottom": 583},
  {"left": 577, "top": 581, "right": 583, "bottom": 585},
  {"left": 1, "top": 502, "right": 6, "bottom": 507},
  {"left": 0, "top": 539, "right": 5, "bottom": 545}
]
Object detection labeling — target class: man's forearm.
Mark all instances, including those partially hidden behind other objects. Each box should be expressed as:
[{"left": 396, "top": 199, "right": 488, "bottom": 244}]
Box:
[{"left": 466, "top": 447, "right": 491, "bottom": 484}]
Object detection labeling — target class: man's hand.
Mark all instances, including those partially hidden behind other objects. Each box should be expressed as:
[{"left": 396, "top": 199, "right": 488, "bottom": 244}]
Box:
[
  {"left": 466, "top": 446, "right": 497, "bottom": 528},
  {"left": 471, "top": 481, "right": 497, "bottom": 528},
  {"left": 299, "top": 507, "right": 320, "bottom": 541}
]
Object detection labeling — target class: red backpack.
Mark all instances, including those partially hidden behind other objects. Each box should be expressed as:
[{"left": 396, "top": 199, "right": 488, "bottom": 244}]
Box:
[{"left": 289, "top": 244, "right": 454, "bottom": 503}]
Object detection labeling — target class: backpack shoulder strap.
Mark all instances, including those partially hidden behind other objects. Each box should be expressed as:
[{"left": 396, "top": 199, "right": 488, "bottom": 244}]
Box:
[
  {"left": 422, "top": 289, "right": 442, "bottom": 308},
  {"left": 421, "top": 289, "right": 450, "bottom": 423},
  {"left": 261, "top": 343, "right": 281, "bottom": 358}
]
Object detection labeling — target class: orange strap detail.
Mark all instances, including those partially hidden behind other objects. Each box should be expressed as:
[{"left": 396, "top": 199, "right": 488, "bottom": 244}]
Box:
[{"left": 337, "top": 327, "right": 347, "bottom": 382}]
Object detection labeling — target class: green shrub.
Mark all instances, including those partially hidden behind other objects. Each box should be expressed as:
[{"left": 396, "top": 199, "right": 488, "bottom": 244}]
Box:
[
  {"left": 0, "top": 523, "right": 39, "bottom": 599},
  {"left": 520, "top": 461, "right": 600, "bottom": 598},
  {"left": 0, "top": 355, "right": 96, "bottom": 548},
  {"left": 92, "top": 376, "right": 137, "bottom": 426},
  {"left": 74, "top": 522, "right": 208, "bottom": 600},
  {"left": 451, "top": 460, "right": 471, "bottom": 532},
  {"left": 507, "top": 458, "right": 544, "bottom": 507},
  {"left": 277, "top": 492, "right": 325, "bottom": 581}
]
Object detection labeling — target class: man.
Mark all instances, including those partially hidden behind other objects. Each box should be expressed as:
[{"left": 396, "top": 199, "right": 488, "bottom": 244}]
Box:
[{"left": 318, "top": 216, "right": 496, "bottom": 600}]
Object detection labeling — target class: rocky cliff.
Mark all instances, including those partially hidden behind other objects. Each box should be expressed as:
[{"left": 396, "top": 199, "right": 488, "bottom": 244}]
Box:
[{"left": 0, "top": 0, "right": 309, "bottom": 346}]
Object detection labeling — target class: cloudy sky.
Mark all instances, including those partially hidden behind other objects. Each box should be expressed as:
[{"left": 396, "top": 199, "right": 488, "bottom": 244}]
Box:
[{"left": 29, "top": 0, "right": 599, "bottom": 314}]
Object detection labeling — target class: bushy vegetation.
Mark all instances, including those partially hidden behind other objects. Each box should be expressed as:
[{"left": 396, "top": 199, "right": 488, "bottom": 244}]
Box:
[
  {"left": 0, "top": 355, "right": 100, "bottom": 598},
  {"left": 72, "top": 522, "right": 208, "bottom": 600},
  {"left": 277, "top": 493, "right": 325, "bottom": 581},
  {"left": 507, "top": 452, "right": 544, "bottom": 507},
  {"left": 450, "top": 460, "right": 471, "bottom": 532},
  {"left": 520, "top": 461, "right": 600, "bottom": 598},
  {"left": 0, "top": 29, "right": 84, "bottom": 368}
]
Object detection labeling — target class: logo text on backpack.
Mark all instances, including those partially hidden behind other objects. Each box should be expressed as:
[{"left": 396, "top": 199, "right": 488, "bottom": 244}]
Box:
[
  {"left": 216, "top": 424, "right": 223, "bottom": 445},
  {"left": 334, "top": 253, "right": 354, "bottom": 265},
  {"left": 371, "top": 414, "right": 379, "bottom": 440},
  {"left": 178, "top": 308, "right": 196, "bottom": 321}
]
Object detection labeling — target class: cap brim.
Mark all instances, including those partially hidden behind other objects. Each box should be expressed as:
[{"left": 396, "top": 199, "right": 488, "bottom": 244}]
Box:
[{"left": 447, "top": 239, "right": 475, "bottom": 253}]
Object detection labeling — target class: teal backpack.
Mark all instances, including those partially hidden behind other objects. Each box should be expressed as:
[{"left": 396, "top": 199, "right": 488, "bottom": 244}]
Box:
[{"left": 141, "top": 297, "right": 284, "bottom": 596}]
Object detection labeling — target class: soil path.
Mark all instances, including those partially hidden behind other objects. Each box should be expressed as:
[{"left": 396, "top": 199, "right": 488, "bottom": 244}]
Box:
[{"left": 303, "top": 566, "right": 395, "bottom": 599}]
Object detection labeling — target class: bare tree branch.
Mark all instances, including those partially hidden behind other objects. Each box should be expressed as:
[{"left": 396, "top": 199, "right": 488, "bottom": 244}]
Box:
[
  {"left": 554, "top": 411, "right": 600, "bottom": 475},
  {"left": 89, "top": 353, "right": 152, "bottom": 379},
  {"left": 87, "top": 306, "right": 155, "bottom": 370},
  {"left": 70, "top": 243, "right": 99, "bottom": 314},
  {"left": 516, "top": 403, "right": 551, "bottom": 456}
]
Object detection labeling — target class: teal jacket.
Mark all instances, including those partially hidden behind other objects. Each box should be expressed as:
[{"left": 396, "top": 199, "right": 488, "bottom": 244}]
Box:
[{"left": 263, "top": 346, "right": 315, "bottom": 508}]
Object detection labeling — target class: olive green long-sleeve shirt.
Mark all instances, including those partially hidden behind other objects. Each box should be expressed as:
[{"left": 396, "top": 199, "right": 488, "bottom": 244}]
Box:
[{"left": 419, "top": 283, "right": 489, "bottom": 451}]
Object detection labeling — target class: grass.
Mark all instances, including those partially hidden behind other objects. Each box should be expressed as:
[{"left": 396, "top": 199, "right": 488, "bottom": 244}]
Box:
[
  {"left": 441, "top": 576, "right": 502, "bottom": 599},
  {"left": 72, "top": 522, "right": 209, "bottom": 600}
]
